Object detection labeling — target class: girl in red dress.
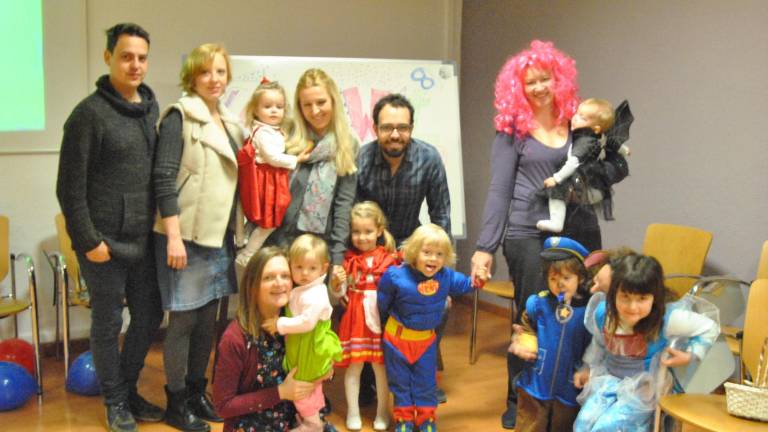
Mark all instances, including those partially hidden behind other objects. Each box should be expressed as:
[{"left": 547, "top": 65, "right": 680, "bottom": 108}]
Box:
[
  {"left": 236, "top": 80, "right": 310, "bottom": 266},
  {"left": 332, "top": 201, "right": 399, "bottom": 431}
]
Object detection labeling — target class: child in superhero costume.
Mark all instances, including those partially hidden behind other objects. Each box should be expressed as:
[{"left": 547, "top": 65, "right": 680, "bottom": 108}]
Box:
[
  {"left": 508, "top": 236, "right": 592, "bottom": 432},
  {"left": 537, "top": 99, "right": 633, "bottom": 233},
  {"left": 377, "top": 224, "right": 487, "bottom": 432}
]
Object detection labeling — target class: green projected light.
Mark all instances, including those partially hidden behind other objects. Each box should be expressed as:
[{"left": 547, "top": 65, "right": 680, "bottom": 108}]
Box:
[{"left": 1, "top": 0, "right": 45, "bottom": 131}]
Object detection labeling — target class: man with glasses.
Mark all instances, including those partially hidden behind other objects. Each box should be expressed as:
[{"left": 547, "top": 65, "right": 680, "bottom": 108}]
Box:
[
  {"left": 357, "top": 93, "right": 451, "bottom": 245},
  {"left": 356, "top": 93, "right": 452, "bottom": 408}
]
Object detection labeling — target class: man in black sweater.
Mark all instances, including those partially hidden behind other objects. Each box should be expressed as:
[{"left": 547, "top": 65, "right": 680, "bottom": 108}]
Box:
[{"left": 56, "top": 23, "right": 164, "bottom": 432}]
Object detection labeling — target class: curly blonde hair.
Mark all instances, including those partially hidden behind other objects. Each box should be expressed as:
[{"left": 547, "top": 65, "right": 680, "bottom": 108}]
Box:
[{"left": 402, "top": 224, "right": 456, "bottom": 268}]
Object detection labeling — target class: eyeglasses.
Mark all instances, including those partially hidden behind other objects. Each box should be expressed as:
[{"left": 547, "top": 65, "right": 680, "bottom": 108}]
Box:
[{"left": 377, "top": 124, "right": 412, "bottom": 134}]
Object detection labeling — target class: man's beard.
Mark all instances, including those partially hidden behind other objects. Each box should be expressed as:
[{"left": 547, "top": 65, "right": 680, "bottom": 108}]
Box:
[{"left": 382, "top": 139, "right": 407, "bottom": 158}]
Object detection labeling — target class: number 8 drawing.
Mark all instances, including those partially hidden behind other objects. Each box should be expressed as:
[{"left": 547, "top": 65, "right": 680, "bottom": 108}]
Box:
[{"left": 411, "top": 67, "right": 435, "bottom": 90}]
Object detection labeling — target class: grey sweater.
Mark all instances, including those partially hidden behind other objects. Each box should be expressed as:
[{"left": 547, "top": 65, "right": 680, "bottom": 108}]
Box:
[
  {"left": 56, "top": 75, "right": 159, "bottom": 257},
  {"left": 476, "top": 131, "right": 628, "bottom": 253}
]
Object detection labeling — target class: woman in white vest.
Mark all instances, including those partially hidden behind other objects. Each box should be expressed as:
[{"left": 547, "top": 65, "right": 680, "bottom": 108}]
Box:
[{"left": 153, "top": 43, "right": 244, "bottom": 432}]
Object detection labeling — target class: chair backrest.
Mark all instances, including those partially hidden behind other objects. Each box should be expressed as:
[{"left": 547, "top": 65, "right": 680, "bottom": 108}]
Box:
[
  {"left": 756, "top": 240, "right": 768, "bottom": 280},
  {"left": 0, "top": 215, "right": 8, "bottom": 283},
  {"left": 54, "top": 213, "right": 83, "bottom": 294},
  {"left": 742, "top": 279, "right": 768, "bottom": 382},
  {"left": 642, "top": 223, "right": 713, "bottom": 298}
]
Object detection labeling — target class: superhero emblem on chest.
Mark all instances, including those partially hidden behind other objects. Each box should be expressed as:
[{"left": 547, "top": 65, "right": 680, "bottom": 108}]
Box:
[{"left": 417, "top": 279, "right": 440, "bottom": 296}]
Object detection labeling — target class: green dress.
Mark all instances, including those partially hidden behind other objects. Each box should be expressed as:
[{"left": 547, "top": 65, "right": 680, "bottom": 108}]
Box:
[{"left": 282, "top": 305, "right": 342, "bottom": 382}]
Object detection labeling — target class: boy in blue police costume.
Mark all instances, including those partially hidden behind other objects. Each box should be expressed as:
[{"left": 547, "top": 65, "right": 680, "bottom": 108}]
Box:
[
  {"left": 507, "top": 237, "right": 592, "bottom": 432},
  {"left": 377, "top": 224, "right": 486, "bottom": 432}
]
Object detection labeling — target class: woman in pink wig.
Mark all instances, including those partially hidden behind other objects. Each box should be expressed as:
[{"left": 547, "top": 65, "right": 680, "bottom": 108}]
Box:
[{"left": 470, "top": 40, "right": 629, "bottom": 430}]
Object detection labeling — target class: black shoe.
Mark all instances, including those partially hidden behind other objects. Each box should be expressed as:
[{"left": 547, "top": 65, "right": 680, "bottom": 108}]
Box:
[
  {"left": 164, "top": 386, "right": 210, "bottom": 432},
  {"left": 186, "top": 378, "right": 223, "bottom": 422},
  {"left": 106, "top": 401, "right": 138, "bottom": 432},
  {"left": 501, "top": 403, "right": 517, "bottom": 430},
  {"left": 128, "top": 391, "right": 165, "bottom": 422},
  {"left": 436, "top": 387, "right": 447, "bottom": 404}
]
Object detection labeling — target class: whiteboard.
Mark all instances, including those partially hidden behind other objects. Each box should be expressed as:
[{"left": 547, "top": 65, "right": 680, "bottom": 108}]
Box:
[{"left": 223, "top": 56, "right": 466, "bottom": 239}]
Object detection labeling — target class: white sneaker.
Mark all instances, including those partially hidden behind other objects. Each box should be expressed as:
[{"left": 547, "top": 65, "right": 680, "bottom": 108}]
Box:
[
  {"left": 235, "top": 250, "right": 253, "bottom": 267},
  {"left": 346, "top": 414, "right": 362, "bottom": 431},
  {"left": 373, "top": 416, "right": 390, "bottom": 431}
]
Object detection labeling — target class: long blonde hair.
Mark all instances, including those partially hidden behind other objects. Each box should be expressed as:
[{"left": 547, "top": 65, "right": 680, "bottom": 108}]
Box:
[
  {"left": 237, "top": 246, "right": 288, "bottom": 338},
  {"left": 350, "top": 201, "right": 396, "bottom": 252},
  {"left": 285, "top": 68, "right": 358, "bottom": 176}
]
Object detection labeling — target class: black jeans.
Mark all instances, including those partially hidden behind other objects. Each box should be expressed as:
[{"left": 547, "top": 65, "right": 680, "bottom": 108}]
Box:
[
  {"left": 501, "top": 227, "right": 601, "bottom": 404},
  {"left": 77, "top": 243, "right": 163, "bottom": 406}
]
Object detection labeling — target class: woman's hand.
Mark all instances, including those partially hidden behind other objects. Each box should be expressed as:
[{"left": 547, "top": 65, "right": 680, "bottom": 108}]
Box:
[
  {"left": 296, "top": 145, "right": 313, "bottom": 163},
  {"left": 261, "top": 317, "right": 278, "bottom": 335},
  {"left": 331, "top": 266, "right": 346, "bottom": 292},
  {"left": 543, "top": 177, "right": 557, "bottom": 188},
  {"left": 86, "top": 241, "right": 111, "bottom": 263},
  {"left": 574, "top": 368, "right": 590, "bottom": 389},
  {"left": 162, "top": 216, "right": 187, "bottom": 269},
  {"left": 166, "top": 236, "right": 188, "bottom": 269},
  {"left": 661, "top": 347, "right": 692, "bottom": 368},
  {"left": 278, "top": 368, "right": 315, "bottom": 401},
  {"left": 471, "top": 251, "right": 493, "bottom": 286}
]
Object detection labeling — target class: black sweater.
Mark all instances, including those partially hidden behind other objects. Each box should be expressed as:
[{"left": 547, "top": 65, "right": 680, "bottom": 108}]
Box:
[{"left": 56, "top": 75, "right": 159, "bottom": 257}]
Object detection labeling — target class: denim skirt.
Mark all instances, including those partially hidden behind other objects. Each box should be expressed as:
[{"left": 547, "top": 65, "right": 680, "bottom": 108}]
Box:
[{"left": 155, "top": 233, "right": 237, "bottom": 311}]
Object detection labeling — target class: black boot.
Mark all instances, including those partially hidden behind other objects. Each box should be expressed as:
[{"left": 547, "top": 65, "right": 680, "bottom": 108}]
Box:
[
  {"left": 164, "top": 386, "right": 210, "bottom": 432},
  {"left": 186, "top": 378, "right": 223, "bottom": 423}
]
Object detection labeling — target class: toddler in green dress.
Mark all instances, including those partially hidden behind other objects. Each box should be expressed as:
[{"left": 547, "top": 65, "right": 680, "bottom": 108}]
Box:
[{"left": 264, "top": 234, "right": 342, "bottom": 432}]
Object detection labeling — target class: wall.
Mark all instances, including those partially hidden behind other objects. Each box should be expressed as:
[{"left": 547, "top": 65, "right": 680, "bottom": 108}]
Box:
[
  {"left": 0, "top": 0, "right": 462, "bottom": 341},
  {"left": 458, "top": 1, "right": 768, "bottom": 303}
]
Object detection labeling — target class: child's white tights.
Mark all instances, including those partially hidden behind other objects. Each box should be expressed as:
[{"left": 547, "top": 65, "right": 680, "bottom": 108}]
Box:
[
  {"left": 236, "top": 226, "right": 274, "bottom": 267},
  {"left": 537, "top": 198, "right": 566, "bottom": 233},
  {"left": 344, "top": 362, "right": 389, "bottom": 431}
]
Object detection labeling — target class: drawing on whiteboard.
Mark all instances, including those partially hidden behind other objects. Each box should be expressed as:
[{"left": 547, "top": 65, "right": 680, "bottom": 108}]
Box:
[{"left": 410, "top": 67, "right": 435, "bottom": 90}]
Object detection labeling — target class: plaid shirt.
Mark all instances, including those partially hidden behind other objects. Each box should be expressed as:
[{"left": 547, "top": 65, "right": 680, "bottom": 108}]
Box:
[{"left": 356, "top": 138, "right": 451, "bottom": 244}]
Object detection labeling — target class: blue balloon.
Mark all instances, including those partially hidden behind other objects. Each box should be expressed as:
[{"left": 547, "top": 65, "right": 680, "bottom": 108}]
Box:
[
  {"left": 66, "top": 351, "right": 101, "bottom": 396},
  {"left": 0, "top": 361, "right": 36, "bottom": 411}
]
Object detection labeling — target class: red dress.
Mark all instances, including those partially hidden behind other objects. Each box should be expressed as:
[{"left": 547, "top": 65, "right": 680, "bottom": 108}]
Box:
[
  {"left": 336, "top": 247, "right": 399, "bottom": 367},
  {"left": 237, "top": 126, "right": 291, "bottom": 228}
]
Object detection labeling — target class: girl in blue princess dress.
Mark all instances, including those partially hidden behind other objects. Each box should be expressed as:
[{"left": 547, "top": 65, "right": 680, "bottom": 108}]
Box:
[{"left": 573, "top": 254, "right": 719, "bottom": 432}]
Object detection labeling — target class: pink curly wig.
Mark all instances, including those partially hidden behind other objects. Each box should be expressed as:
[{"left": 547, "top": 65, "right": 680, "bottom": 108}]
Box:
[{"left": 493, "top": 40, "right": 579, "bottom": 137}]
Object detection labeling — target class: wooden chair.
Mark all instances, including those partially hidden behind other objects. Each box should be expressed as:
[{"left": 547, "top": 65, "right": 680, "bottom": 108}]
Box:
[
  {"left": 656, "top": 279, "right": 768, "bottom": 431},
  {"left": 469, "top": 280, "right": 514, "bottom": 364},
  {"left": 690, "top": 239, "right": 768, "bottom": 356},
  {"left": 642, "top": 223, "right": 713, "bottom": 299},
  {"left": 0, "top": 215, "right": 42, "bottom": 397},
  {"left": 46, "top": 213, "right": 91, "bottom": 377}
]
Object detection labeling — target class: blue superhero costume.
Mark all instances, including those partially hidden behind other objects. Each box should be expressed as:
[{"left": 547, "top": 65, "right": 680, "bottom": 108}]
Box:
[
  {"left": 516, "top": 290, "right": 591, "bottom": 407},
  {"left": 377, "top": 264, "right": 475, "bottom": 431}
]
